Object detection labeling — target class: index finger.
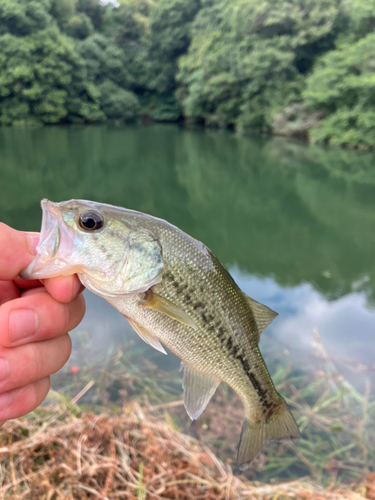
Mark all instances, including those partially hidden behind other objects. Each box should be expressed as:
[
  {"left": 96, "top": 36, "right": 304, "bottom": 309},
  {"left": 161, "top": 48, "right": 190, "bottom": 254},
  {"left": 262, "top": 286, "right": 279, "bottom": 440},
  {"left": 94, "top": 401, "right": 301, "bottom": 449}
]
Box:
[{"left": 0, "top": 224, "right": 39, "bottom": 281}]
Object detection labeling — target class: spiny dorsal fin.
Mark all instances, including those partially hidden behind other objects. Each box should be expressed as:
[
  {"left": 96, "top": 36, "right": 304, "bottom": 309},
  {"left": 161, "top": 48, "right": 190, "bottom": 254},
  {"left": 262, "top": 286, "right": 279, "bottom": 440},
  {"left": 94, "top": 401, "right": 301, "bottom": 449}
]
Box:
[
  {"left": 141, "top": 291, "right": 198, "bottom": 330},
  {"left": 243, "top": 293, "right": 278, "bottom": 343},
  {"left": 127, "top": 318, "right": 167, "bottom": 355},
  {"left": 181, "top": 363, "right": 220, "bottom": 420}
]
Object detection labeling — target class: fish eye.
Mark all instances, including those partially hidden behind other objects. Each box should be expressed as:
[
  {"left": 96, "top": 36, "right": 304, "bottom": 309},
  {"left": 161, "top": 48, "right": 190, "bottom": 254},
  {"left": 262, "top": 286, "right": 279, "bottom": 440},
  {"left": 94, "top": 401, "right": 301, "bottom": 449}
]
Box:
[{"left": 78, "top": 210, "right": 104, "bottom": 231}]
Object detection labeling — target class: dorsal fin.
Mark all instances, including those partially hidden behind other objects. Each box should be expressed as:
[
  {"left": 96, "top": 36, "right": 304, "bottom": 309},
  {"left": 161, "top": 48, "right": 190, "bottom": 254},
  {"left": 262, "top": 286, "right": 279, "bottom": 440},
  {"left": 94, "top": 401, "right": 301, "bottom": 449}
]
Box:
[{"left": 243, "top": 293, "right": 278, "bottom": 343}]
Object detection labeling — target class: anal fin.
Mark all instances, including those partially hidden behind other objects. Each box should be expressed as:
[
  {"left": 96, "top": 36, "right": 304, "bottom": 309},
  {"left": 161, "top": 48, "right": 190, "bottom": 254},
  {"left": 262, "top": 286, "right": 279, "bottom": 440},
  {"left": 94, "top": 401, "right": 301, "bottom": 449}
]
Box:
[
  {"left": 127, "top": 318, "right": 167, "bottom": 355},
  {"left": 181, "top": 363, "right": 219, "bottom": 420}
]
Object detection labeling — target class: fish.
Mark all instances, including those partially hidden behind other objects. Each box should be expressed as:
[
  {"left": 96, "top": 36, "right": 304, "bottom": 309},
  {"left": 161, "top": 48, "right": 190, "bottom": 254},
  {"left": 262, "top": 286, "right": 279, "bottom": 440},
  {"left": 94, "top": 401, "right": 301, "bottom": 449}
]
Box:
[{"left": 21, "top": 199, "right": 300, "bottom": 469}]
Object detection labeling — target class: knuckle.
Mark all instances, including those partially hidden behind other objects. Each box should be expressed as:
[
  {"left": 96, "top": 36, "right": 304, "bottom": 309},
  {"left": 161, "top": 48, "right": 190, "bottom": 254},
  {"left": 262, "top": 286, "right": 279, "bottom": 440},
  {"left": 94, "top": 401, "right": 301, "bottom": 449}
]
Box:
[
  {"left": 27, "top": 382, "right": 39, "bottom": 409},
  {"left": 63, "top": 334, "right": 72, "bottom": 359},
  {"left": 30, "top": 342, "right": 47, "bottom": 380},
  {"left": 66, "top": 295, "right": 85, "bottom": 331},
  {"left": 63, "top": 302, "right": 72, "bottom": 331},
  {"left": 49, "top": 300, "right": 71, "bottom": 335},
  {"left": 29, "top": 377, "right": 50, "bottom": 409},
  {"left": 52, "top": 335, "right": 72, "bottom": 373},
  {"left": 76, "top": 293, "right": 86, "bottom": 320}
]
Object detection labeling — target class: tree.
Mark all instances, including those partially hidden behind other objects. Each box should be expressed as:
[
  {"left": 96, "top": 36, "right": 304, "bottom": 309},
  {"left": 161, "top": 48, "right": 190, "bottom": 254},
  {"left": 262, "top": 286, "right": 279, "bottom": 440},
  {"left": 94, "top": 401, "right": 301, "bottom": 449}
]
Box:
[
  {"left": 65, "top": 13, "right": 94, "bottom": 39},
  {"left": 112, "top": 0, "right": 199, "bottom": 120},
  {"left": 77, "top": 0, "right": 107, "bottom": 31},
  {"left": 303, "top": 33, "right": 375, "bottom": 148},
  {"left": 50, "top": 0, "right": 76, "bottom": 27},
  {"left": 2, "top": 0, "right": 375, "bottom": 148},
  {"left": 76, "top": 33, "right": 134, "bottom": 88},
  {"left": 341, "top": 0, "right": 375, "bottom": 40},
  {"left": 177, "top": 0, "right": 343, "bottom": 131},
  {"left": 0, "top": 0, "right": 53, "bottom": 36},
  {"left": 98, "top": 80, "right": 140, "bottom": 122},
  {"left": 0, "top": 27, "right": 102, "bottom": 125}
]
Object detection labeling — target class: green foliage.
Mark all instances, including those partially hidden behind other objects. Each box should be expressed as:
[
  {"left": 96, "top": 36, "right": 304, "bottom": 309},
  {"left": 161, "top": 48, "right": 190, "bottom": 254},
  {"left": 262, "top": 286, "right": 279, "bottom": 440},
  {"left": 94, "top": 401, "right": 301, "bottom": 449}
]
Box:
[
  {"left": 112, "top": 0, "right": 198, "bottom": 115},
  {"left": 50, "top": 0, "right": 76, "bottom": 27},
  {"left": 0, "top": 28, "right": 97, "bottom": 125},
  {"left": 177, "top": 0, "right": 343, "bottom": 131},
  {"left": 113, "top": 0, "right": 150, "bottom": 45},
  {"left": 64, "top": 13, "right": 94, "bottom": 39},
  {"left": 1, "top": 0, "right": 375, "bottom": 147},
  {"left": 76, "top": 34, "right": 131, "bottom": 87},
  {"left": 303, "top": 33, "right": 375, "bottom": 148},
  {"left": 0, "top": 0, "right": 53, "bottom": 36},
  {"left": 148, "top": 0, "right": 200, "bottom": 60},
  {"left": 341, "top": 0, "right": 375, "bottom": 40},
  {"left": 76, "top": 0, "right": 106, "bottom": 31},
  {"left": 0, "top": 0, "right": 144, "bottom": 124},
  {"left": 98, "top": 80, "right": 140, "bottom": 122},
  {"left": 140, "top": 93, "right": 181, "bottom": 121}
]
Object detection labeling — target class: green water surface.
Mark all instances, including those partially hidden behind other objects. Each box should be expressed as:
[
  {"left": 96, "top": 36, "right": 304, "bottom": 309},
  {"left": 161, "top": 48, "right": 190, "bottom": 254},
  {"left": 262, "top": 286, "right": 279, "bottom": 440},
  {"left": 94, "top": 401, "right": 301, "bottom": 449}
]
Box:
[{"left": 1, "top": 125, "right": 374, "bottom": 482}]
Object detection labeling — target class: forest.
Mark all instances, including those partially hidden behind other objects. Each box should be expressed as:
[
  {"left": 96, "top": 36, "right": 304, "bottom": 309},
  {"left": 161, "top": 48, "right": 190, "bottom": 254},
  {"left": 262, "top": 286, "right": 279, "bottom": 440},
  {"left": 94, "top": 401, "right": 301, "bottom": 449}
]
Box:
[{"left": 1, "top": 0, "right": 375, "bottom": 148}]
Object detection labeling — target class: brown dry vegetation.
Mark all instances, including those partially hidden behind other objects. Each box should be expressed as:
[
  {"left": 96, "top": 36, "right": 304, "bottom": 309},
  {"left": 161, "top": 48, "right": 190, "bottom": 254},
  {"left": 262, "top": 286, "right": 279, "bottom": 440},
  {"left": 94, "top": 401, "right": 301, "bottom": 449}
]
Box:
[
  {"left": 0, "top": 402, "right": 374, "bottom": 500},
  {"left": 58, "top": 330, "right": 374, "bottom": 485},
  {"left": 0, "top": 331, "right": 373, "bottom": 499}
]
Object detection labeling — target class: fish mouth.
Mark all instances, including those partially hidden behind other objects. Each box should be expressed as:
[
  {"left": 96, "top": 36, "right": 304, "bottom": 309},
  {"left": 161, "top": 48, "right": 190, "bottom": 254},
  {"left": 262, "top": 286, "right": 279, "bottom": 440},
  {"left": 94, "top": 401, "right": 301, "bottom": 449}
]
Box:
[{"left": 20, "top": 199, "right": 75, "bottom": 279}]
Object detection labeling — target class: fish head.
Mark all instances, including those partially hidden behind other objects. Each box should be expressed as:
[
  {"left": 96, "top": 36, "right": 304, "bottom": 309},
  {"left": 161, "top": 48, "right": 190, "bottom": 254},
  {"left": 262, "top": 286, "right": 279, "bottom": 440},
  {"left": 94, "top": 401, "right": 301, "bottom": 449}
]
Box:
[{"left": 21, "top": 199, "right": 164, "bottom": 297}]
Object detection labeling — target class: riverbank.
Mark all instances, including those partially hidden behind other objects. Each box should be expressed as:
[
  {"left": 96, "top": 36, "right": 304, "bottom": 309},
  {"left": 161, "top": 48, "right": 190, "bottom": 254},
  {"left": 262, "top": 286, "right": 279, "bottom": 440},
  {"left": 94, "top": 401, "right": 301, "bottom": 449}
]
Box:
[
  {"left": 1, "top": 402, "right": 374, "bottom": 500},
  {"left": 0, "top": 327, "right": 371, "bottom": 499}
]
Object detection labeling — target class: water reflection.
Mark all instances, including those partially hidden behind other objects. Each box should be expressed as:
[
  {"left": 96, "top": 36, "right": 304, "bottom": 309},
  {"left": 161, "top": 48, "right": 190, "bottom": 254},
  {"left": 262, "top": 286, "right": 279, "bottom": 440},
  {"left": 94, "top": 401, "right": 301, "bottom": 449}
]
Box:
[
  {"left": 0, "top": 124, "right": 374, "bottom": 377},
  {"left": 233, "top": 269, "right": 375, "bottom": 367},
  {"left": 70, "top": 268, "right": 375, "bottom": 389}
]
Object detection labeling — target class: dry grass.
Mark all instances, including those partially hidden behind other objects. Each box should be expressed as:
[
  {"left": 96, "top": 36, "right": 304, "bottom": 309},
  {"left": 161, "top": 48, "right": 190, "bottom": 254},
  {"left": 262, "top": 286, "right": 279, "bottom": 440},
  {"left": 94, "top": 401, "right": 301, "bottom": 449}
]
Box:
[
  {"left": 0, "top": 330, "right": 373, "bottom": 499},
  {"left": 43, "top": 329, "right": 375, "bottom": 488},
  {"left": 0, "top": 401, "right": 374, "bottom": 500}
]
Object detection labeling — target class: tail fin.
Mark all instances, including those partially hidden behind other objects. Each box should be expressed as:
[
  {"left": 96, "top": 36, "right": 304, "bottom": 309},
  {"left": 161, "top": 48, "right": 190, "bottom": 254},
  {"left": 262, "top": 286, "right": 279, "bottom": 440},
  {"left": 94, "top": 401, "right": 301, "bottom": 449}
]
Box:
[{"left": 237, "top": 398, "right": 300, "bottom": 470}]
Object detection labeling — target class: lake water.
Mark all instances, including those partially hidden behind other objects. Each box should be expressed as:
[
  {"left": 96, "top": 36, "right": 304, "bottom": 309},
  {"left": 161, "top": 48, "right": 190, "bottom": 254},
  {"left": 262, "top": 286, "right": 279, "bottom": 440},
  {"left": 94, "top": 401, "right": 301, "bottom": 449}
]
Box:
[{"left": 1, "top": 124, "right": 374, "bottom": 482}]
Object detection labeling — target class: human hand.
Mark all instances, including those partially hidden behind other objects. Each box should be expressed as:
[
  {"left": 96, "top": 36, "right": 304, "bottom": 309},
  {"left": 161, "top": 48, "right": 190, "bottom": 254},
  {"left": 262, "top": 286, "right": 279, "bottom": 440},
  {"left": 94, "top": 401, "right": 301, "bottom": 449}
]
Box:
[{"left": 0, "top": 223, "right": 85, "bottom": 426}]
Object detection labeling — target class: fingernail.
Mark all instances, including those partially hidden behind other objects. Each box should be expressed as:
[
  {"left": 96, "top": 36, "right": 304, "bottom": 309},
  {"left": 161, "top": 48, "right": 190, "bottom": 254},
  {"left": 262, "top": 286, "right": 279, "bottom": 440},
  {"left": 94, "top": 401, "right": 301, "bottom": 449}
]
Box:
[
  {"left": 0, "top": 393, "right": 11, "bottom": 411},
  {"left": 9, "top": 309, "right": 39, "bottom": 342},
  {"left": 0, "top": 358, "right": 9, "bottom": 382},
  {"left": 26, "top": 233, "right": 40, "bottom": 256}
]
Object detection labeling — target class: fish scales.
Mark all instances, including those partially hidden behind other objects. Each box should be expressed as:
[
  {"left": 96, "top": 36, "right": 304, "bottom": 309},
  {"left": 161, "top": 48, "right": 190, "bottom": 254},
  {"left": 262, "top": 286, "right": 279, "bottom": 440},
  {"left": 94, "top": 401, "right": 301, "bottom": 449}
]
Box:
[
  {"left": 21, "top": 199, "right": 301, "bottom": 469},
  {"left": 120, "top": 221, "right": 275, "bottom": 411}
]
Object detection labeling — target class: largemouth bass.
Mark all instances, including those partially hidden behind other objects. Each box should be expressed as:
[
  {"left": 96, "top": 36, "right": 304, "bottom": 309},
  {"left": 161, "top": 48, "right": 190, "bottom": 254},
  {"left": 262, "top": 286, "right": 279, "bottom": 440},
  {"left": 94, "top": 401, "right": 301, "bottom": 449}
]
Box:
[{"left": 21, "top": 199, "right": 300, "bottom": 469}]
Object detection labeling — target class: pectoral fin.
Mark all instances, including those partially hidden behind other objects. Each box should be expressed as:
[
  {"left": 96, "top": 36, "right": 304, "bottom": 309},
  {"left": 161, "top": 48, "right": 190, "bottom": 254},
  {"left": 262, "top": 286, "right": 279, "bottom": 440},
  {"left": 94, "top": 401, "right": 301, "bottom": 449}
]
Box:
[
  {"left": 127, "top": 318, "right": 167, "bottom": 355},
  {"left": 244, "top": 293, "right": 278, "bottom": 343},
  {"left": 141, "top": 291, "right": 198, "bottom": 330},
  {"left": 181, "top": 363, "right": 219, "bottom": 420}
]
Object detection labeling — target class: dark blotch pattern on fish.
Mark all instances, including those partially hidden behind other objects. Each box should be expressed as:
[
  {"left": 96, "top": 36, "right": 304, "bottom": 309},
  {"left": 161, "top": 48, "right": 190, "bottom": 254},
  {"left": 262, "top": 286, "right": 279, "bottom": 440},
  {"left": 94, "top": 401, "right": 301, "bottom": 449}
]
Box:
[
  {"left": 217, "top": 326, "right": 226, "bottom": 339},
  {"left": 193, "top": 301, "right": 205, "bottom": 310},
  {"left": 221, "top": 329, "right": 276, "bottom": 417},
  {"left": 201, "top": 312, "right": 214, "bottom": 325},
  {"left": 163, "top": 267, "right": 277, "bottom": 418}
]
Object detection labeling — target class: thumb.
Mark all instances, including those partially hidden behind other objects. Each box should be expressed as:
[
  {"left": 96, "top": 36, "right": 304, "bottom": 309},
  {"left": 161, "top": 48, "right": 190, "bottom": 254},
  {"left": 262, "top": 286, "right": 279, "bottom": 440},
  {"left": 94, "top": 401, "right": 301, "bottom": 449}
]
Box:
[{"left": 0, "top": 223, "right": 40, "bottom": 281}]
